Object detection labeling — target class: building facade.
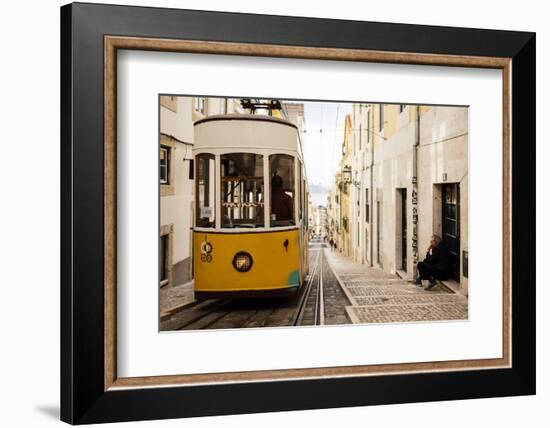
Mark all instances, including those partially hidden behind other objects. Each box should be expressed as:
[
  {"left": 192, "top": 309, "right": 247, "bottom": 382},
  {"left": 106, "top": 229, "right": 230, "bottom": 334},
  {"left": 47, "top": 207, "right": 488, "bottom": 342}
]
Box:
[
  {"left": 326, "top": 184, "right": 340, "bottom": 248},
  {"left": 330, "top": 104, "right": 469, "bottom": 293},
  {"left": 334, "top": 114, "right": 353, "bottom": 257},
  {"left": 282, "top": 102, "right": 306, "bottom": 135},
  {"left": 309, "top": 205, "right": 328, "bottom": 238}
]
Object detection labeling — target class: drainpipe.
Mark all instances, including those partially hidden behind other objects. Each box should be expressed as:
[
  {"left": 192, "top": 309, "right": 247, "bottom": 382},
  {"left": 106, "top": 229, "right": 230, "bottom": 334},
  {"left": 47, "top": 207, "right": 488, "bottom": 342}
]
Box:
[
  {"left": 338, "top": 179, "right": 342, "bottom": 253},
  {"left": 369, "top": 108, "right": 374, "bottom": 267},
  {"left": 412, "top": 106, "right": 420, "bottom": 278}
]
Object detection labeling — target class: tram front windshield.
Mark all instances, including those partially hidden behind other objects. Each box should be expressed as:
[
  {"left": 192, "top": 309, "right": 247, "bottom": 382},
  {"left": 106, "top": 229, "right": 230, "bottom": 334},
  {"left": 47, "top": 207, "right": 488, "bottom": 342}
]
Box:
[{"left": 221, "top": 153, "right": 264, "bottom": 228}]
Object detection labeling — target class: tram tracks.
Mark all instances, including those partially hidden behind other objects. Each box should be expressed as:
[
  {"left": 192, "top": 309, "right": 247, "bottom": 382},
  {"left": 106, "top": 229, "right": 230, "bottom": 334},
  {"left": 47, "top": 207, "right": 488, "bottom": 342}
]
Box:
[
  {"left": 315, "top": 251, "right": 325, "bottom": 325},
  {"left": 160, "top": 243, "right": 349, "bottom": 331},
  {"left": 292, "top": 248, "right": 322, "bottom": 326},
  {"left": 292, "top": 247, "right": 325, "bottom": 326}
]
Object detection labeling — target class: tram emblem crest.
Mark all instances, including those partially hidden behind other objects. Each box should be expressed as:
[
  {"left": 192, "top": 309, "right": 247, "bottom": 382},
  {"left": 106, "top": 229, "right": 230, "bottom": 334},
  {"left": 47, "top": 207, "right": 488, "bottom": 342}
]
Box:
[{"left": 200, "top": 241, "right": 213, "bottom": 262}]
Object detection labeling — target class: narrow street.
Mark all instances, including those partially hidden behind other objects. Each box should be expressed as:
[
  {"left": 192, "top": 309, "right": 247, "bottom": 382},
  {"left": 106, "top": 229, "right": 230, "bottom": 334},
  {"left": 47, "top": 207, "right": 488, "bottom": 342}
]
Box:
[{"left": 160, "top": 240, "right": 467, "bottom": 331}]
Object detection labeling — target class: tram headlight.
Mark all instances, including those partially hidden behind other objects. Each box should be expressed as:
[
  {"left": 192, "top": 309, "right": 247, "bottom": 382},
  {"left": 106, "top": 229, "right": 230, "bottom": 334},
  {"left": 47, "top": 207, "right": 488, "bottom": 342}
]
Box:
[{"left": 232, "top": 251, "right": 253, "bottom": 272}]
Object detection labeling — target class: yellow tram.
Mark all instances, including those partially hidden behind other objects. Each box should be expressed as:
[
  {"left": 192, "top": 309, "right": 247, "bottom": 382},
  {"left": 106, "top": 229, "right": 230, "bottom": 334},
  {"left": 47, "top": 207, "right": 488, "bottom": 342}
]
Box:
[{"left": 192, "top": 109, "right": 309, "bottom": 300}]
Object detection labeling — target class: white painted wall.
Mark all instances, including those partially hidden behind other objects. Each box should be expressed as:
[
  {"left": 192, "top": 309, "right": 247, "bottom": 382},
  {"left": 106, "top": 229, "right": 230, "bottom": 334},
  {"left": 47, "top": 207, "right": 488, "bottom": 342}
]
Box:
[
  {"left": 160, "top": 97, "right": 194, "bottom": 143},
  {"left": 418, "top": 106, "right": 469, "bottom": 290},
  {"left": 159, "top": 144, "right": 194, "bottom": 266},
  {"left": 160, "top": 99, "right": 195, "bottom": 278}
]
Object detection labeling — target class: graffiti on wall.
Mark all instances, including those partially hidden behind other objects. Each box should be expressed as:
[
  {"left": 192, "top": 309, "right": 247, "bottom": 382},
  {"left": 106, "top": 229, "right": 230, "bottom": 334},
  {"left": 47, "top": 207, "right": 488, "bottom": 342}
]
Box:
[{"left": 411, "top": 176, "right": 419, "bottom": 266}]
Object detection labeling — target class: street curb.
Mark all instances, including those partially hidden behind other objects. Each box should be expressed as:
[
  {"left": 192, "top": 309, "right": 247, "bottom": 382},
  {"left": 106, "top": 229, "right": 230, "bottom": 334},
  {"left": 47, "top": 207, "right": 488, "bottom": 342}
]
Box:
[{"left": 322, "top": 249, "right": 359, "bottom": 306}]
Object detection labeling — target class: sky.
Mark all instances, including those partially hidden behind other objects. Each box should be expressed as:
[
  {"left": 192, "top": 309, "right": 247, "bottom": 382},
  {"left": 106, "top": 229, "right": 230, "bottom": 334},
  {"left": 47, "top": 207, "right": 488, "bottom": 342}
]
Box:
[{"left": 295, "top": 101, "right": 352, "bottom": 207}]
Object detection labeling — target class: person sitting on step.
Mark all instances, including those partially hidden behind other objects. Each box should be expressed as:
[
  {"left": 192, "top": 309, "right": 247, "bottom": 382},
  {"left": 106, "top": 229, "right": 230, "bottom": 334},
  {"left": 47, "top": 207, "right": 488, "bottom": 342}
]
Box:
[{"left": 411, "top": 234, "right": 452, "bottom": 291}]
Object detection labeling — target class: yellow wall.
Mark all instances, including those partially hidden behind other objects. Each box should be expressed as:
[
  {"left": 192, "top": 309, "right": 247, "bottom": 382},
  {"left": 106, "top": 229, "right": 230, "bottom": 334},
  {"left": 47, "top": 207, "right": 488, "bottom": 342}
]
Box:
[
  {"left": 372, "top": 104, "right": 432, "bottom": 142},
  {"left": 339, "top": 114, "right": 353, "bottom": 255},
  {"left": 381, "top": 104, "right": 398, "bottom": 139}
]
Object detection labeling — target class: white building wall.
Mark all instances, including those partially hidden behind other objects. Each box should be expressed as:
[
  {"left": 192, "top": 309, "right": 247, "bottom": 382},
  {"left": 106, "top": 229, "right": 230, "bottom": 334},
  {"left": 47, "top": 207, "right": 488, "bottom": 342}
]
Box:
[
  {"left": 417, "top": 106, "right": 469, "bottom": 291},
  {"left": 350, "top": 104, "right": 365, "bottom": 263},
  {"left": 159, "top": 145, "right": 193, "bottom": 268},
  {"left": 160, "top": 97, "right": 195, "bottom": 285},
  {"left": 341, "top": 104, "right": 468, "bottom": 293},
  {"left": 160, "top": 98, "right": 194, "bottom": 143}
]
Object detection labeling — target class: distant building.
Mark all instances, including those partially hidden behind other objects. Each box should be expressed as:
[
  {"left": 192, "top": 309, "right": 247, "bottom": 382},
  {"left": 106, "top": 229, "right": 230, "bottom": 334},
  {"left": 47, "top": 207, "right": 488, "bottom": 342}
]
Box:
[
  {"left": 315, "top": 205, "right": 328, "bottom": 237},
  {"left": 282, "top": 102, "right": 306, "bottom": 134},
  {"left": 327, "top": 187, "right": 340, "bottom": 248},
  {"left": 333, "top": 114, "right": 353, "bottom": 257},
  {"left": 308, "top": 204, "right": 328, "bottom": 238}
]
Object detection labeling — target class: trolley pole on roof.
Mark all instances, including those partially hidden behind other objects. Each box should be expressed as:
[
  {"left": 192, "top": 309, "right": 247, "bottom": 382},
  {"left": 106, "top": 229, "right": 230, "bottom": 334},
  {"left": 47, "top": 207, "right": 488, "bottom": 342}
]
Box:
[{"left": 240, "top": 99, "right": 283, "bottom": 116}]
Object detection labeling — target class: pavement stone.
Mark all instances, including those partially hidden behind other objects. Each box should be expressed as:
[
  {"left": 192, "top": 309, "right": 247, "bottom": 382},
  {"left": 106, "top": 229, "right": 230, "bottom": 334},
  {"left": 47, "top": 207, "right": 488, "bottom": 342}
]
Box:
[
  {"left": 346, "top": 303, "right": 469, "bottom": 324},
  {"left": 160, "top": 281, "right": 195, "bottom": 318},
  {"left": 324, "top": 249, "right": 468, "bottom": 325}
]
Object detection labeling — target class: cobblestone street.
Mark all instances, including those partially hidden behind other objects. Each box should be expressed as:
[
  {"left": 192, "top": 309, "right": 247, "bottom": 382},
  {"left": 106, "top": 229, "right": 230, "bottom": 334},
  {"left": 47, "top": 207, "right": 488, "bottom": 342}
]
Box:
[
  {"left": 324, "top": 249, "right": 468, "bottom": 324},
  {"left": 160, "top": 281, "right": 194, "bottom": 321}
]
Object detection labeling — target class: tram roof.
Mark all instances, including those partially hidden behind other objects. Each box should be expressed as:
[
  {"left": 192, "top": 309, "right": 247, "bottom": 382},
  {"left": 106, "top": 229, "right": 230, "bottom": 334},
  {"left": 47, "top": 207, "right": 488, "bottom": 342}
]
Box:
[
  {"left": 193, "top": 113, "right": 305, "bottom": 169},
  {"left": 194, "top": 114, "right": 298, "bottom": 130}
]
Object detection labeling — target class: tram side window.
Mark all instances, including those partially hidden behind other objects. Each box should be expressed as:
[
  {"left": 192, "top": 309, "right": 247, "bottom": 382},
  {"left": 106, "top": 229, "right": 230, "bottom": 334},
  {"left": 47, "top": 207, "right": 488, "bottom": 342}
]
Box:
[
  {"left": 196, "top": 154, "right": 216, "bottom": 227},
  {"left": 305, "top": 189, "right": 309, "bottom": 229},
  {"left": 297, "top": 160, "right": 303, "bottom": 222},
  {"left": 221, "top": 153, "right": 264, "bottom": 228},
  {"left": 269, "top": 154, "right": 295, "bottom": 227}
]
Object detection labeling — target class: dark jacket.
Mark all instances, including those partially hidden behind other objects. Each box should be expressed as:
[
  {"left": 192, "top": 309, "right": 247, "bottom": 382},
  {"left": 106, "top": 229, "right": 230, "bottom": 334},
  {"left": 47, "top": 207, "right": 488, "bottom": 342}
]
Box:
[
  {"left": 424, "top": 243, "right": 451, "bottom": 274},
  {"left": 271, "top": 188, "right": 293, "bottom": 221}
]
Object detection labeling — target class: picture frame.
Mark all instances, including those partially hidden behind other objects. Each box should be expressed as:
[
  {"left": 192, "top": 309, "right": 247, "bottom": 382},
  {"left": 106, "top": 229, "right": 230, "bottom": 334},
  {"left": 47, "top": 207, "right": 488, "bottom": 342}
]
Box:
[{"left": 60, "top": 2, "right": 535, "bottom": 424}]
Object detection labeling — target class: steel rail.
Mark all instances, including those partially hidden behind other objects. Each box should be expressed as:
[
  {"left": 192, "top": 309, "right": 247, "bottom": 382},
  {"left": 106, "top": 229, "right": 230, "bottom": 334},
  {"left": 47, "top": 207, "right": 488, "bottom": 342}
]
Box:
[{"left": 292, "top": 248, "right": 321, "bottom": 326}]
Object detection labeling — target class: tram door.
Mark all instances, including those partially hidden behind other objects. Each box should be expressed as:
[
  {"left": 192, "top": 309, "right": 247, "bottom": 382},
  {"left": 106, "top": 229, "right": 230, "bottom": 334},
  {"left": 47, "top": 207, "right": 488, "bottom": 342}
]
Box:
[{"left": 442, "top": 183, "right": 460, "bottom": 281}]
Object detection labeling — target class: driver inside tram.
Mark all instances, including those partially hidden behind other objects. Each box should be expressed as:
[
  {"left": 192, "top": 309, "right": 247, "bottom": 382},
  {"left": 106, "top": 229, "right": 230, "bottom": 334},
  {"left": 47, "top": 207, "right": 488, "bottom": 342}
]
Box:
[{"left": 271, "top": 174, "right": 293, "bottom": 223}]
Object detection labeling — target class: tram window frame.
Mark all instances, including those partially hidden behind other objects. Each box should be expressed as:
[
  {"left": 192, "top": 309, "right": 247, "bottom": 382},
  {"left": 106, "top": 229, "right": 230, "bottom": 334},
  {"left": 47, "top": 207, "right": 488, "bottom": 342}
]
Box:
[
  {"left": 305, "top": 190, "right": 309, "bottom": 229},
  {"left": 220, "top": 152, "right": 265, "bottom": 229},
  {"left": 269, "top": 154, "right": 296, "bottom": 227},
  {"left": 195, "top": 153, "right": 216, "bottom": 228}
]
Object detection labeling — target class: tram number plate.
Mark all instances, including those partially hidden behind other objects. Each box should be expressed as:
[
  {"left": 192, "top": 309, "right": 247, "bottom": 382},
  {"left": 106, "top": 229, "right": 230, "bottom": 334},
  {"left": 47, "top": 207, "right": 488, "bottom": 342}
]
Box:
[{"left": 200, "top": 254, "right": 212, "bottom": 262}]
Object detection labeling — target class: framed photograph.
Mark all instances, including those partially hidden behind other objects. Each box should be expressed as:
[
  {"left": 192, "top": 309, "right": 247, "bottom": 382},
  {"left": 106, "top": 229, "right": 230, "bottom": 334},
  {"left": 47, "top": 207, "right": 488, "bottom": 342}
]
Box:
[{"left": 61, "top": 2, "right": 536, "bottom": 424}]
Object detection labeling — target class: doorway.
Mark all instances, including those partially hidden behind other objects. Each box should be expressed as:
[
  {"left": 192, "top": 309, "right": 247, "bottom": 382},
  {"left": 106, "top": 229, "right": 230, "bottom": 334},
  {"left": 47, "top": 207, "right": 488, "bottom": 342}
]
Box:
[{"left": 442, "top": 183, "right": 460, "bottom": 281}]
